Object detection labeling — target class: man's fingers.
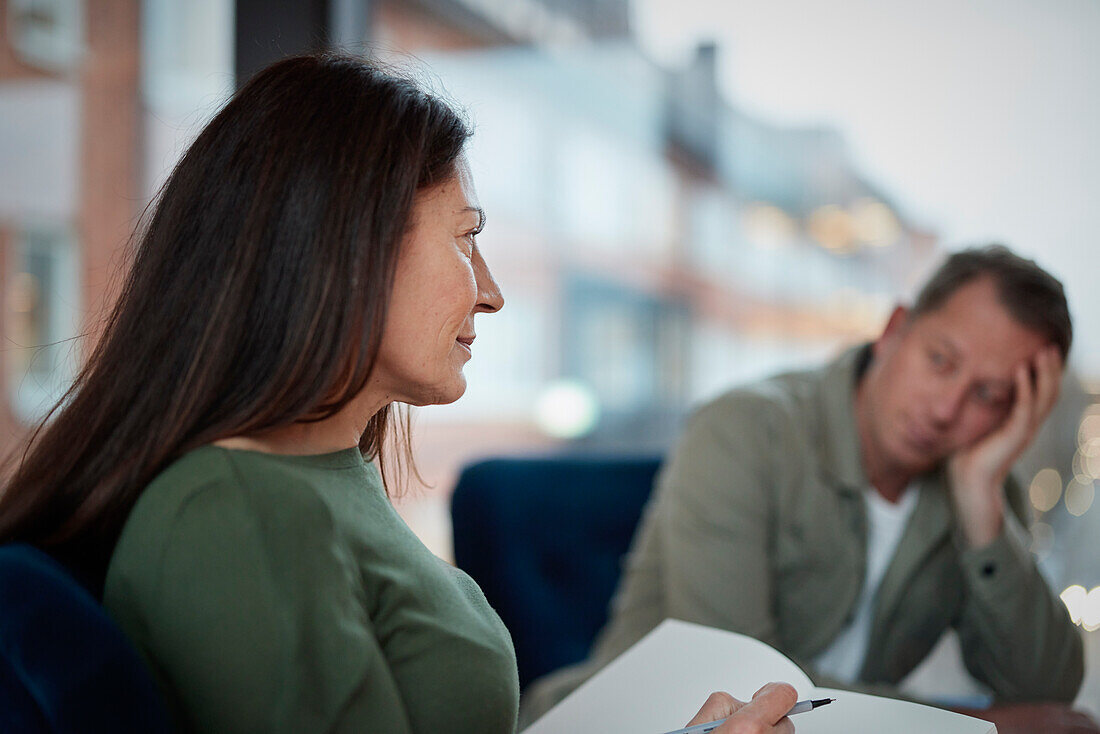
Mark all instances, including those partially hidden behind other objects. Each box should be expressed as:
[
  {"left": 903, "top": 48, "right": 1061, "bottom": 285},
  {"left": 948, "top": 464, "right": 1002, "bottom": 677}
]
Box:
[
  {"left": 982, "top": 347, "right": 1062, "bottom": 472},
  {"left": 994, "top": 362, "right": 1035, "bottom": 450},
  {"left": 1032, "top": 345, "right": 1063, "bottom": 427}
]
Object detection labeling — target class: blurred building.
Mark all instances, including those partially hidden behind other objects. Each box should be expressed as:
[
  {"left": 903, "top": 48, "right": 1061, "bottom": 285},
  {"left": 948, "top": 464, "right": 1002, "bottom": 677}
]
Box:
[
  {"left": 0, "top": 0, "right": 140, "bottom": 443},
  {"left": 0, "top": 0, "right": 934, "bottom": 496},
  {"left": 0, "top": 0, "right": 935, "bottom": 536},
  {"left": 400, "top": 40, "right": 935, "bottom": 458},
  {"left": 4, "top": 0, "right": 1100, "bottom": 712}
]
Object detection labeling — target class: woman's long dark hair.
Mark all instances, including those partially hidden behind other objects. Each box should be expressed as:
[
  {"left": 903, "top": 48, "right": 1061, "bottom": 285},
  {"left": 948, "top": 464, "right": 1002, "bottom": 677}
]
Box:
[{"left": 0, "top": 53, "right": 470, "bottom": 594}]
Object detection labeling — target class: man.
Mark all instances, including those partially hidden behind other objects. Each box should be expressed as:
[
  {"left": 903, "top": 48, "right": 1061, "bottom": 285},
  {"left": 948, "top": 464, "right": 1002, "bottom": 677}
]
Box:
[{"left": 524, "top": 246, "right": 1088, "bottom": 729}]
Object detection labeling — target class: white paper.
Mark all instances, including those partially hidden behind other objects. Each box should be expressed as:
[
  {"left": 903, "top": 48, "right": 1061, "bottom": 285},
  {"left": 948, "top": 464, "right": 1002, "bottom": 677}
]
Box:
[{"left": 524, "top": 619, "right": 995, "bottom": 734}]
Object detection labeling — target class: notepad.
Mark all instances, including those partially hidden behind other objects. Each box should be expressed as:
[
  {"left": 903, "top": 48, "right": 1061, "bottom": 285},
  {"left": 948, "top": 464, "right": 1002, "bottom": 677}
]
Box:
[{"left": 523, "top": 619, "right": 996, "bottom": 733}]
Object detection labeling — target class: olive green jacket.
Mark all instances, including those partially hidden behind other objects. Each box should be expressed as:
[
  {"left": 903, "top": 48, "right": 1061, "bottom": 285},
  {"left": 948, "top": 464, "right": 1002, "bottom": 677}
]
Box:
[{"left": 523, "top": 346, "right": 1082, "bottom": 722}]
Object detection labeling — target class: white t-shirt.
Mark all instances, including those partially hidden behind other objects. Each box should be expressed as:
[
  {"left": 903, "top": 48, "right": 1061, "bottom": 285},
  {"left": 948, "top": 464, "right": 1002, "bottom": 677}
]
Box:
[{"left": 812, "top": 484, "right": 920, "bottom": 684}]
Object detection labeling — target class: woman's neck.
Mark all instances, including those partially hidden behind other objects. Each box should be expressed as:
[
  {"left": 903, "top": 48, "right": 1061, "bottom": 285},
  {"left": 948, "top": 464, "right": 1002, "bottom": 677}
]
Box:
[{"left": 215, "top": 390, "right": 389, "bottom": 456}]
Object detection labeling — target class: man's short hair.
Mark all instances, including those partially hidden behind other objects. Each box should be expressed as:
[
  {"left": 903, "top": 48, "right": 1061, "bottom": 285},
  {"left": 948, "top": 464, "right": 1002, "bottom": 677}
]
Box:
[{"left": 911, "top": 244, "right": 1073, "bottom": 359}]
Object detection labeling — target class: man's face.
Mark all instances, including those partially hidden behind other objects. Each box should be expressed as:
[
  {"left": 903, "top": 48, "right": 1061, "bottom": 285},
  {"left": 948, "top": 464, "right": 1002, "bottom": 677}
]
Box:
[{"left": 858, "top": 277, "right": 1049, "bottom": 479}]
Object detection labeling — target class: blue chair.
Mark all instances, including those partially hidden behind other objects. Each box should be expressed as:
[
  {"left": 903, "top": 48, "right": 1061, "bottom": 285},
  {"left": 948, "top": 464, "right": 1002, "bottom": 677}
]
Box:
[
  {"left": 0, "top": 543, "right": 173, "bottom": 733},
  {"left": 451, "top": 455, "right": 661, "bottom": 689}
]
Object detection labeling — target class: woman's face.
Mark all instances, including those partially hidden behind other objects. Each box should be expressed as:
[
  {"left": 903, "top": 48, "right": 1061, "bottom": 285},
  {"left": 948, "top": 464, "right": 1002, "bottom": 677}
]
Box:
[{"left": 372, "top": 157, "right": 503, "bottom": 407}]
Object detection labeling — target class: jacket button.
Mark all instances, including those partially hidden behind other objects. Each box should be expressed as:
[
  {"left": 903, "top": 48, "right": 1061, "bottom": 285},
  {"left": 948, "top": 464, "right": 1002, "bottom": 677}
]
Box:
[{"left": 981, "top": 562, "right": 996, "bottom": 577}]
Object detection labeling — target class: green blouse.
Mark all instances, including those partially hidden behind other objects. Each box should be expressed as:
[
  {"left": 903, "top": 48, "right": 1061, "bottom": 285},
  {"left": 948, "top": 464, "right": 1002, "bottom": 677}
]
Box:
[{"left": 103, "top": 446, "right": 519, "bottom": 733}]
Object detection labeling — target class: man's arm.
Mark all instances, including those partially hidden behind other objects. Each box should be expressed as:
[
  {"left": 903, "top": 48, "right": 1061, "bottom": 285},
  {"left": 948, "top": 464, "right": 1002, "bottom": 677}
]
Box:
[
  {"left": 952, "top": 504, "right": 1084, "bottom": 701},
  {"left": 947, "top": 345, "right": 1084, "bottom": 701},
  {"left": 655, "top": 393, "right": 784, "bottom": 647}
]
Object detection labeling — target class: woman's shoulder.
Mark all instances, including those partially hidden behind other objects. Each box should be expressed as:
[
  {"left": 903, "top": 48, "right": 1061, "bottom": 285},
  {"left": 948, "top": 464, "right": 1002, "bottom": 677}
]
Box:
[
  {"left": 133, "top": 445, "right": 372, "bottom": 522},
  {"left": 144, "top": 444, "right": 240, "bottom": 498},
  {"left": 117, "top": 446, "right": 245, "bottom": 542},
  {"left": 105, "top": 448, "right": 374, "bottom": 625},
  {"left": 108, "top": 447, "right": 352, "bottom": 583},
  {"left": 128, "top": 446, "right": 321, "bottom": 527}
]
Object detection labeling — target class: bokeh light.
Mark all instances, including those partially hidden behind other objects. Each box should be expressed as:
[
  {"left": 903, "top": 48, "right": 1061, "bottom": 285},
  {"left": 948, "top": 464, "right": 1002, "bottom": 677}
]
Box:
[
  {"left": 850, "top": 198, "right": 900, "bottom": 248},
  {"left": 1082, "top": 437, "right": 1100, "bottom": 459},
  {"left": 1079, "top": 413, "right": 1100, "bottom": 450},
  {"left": 1085, "top": 588, "right": 1100, "bottom": 633},
  {"left": 534, "top": 379, "right": 600, "bottom": 439},
  {"left": 1084, "top": 452, "right": 1100, "bottom": 481},
  {"left": 744, "top": 202, "right": 797, "bottom": 251},
  {"left": 1061, "top": 585, "right": 1087, "bottom": 625},
  {"left": 1029, "top": 467, "right": 1062, "bottom": 513},
  {"left": 808, "top": 205, "right": 857, "bottom": 255},
  {"left": 1065, "top": 478, "right": 1095, "bottom": 517}
]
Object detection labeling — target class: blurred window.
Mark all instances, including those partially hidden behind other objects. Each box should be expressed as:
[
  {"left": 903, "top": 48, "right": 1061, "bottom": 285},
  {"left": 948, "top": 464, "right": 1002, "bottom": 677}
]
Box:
[
  {"left": 8, "top": 0, "right": 84, "bottom": 71},
  {"left": 466, "top": 99, "right": 545, "bottom": 230},
  {"left": 688, "top": 324, "right": 835, "bottom": 404},
  {"left": 689, "top": 186, "right": 738, "bottom": 273},
  {"left": 141, "top": 0, "right": 234, "bottom": 196},
  {"left": 559, "top": 127, "right": 622, "bottom": 249},
  {"left": 625, "top": 153, "right": 676, "bottom": 259},
  {"left": 141, "top": 0, "right": 233, "bottom": 112},
  {"left": 565, "top": 275, "right": 685, "bottom": 413},
  {"left": 7, "top": 226, "right": 80, "bottom": 424}
]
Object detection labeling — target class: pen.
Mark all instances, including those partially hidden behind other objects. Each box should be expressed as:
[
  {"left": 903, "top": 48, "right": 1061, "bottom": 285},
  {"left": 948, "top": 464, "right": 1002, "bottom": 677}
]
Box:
[{"left": 658, "top": 697, "right": 835, "bottom": 734}]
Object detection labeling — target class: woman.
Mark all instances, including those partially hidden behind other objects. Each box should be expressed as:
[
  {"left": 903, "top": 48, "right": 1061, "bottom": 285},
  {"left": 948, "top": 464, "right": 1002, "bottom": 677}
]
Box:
[{"left": 0, "top": 54, "right": 795, "bottom": 732}]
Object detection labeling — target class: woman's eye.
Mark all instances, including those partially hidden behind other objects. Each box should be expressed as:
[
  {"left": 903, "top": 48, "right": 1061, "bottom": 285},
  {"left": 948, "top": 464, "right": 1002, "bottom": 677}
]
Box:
[
  {"left": 460, "top": 213, "right": 484, "bottom": 255},
  {"left": 458, "top": 232, "right": 477, "bottom": 256}
]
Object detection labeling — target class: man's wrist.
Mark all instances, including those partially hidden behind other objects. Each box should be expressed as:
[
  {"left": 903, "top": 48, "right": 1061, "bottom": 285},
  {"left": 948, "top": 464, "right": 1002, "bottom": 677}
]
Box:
[
  {"left": 947, "top": 479, "right": 1005, "bottom": 548},
  {"left": 958, "top": 515, "right": 1004, "bottom": 549},
  {"left": 957, "top": 532, "right": 1027, "bottom": 599}
]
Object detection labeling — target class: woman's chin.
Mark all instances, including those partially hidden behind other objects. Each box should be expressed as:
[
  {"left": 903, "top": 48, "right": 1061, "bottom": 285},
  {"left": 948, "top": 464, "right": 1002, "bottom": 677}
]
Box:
[
  {"left": 436, "top": 382, "right": 468, "bottom": 406},
  {"left": 404, "top": 377, "right": 468, "bottom": 407}
]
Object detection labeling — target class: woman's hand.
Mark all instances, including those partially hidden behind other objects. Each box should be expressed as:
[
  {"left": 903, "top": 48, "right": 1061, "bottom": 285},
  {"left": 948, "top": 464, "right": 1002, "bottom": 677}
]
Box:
[{"left": 686, "top": 682, "right": 798, "bottom": 733}]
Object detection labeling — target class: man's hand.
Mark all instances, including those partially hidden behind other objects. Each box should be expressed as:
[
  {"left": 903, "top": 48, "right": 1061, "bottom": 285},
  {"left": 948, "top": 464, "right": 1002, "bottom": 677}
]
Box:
[
  {"left": 685, "top": 683, "right": 797, "bottom": 734},
  {"left": 946, "top": 345, "right": 1063, "bottom": 548}
]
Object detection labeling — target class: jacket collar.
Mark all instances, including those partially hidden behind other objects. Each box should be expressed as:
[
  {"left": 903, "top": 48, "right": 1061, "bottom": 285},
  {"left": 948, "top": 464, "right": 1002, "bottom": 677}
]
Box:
[
  {"left": 817, "top": 343, "right": 874, "bottom": 495},
  {"left": 817, "top": 341, "right": 955, "bottom": 575}
]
